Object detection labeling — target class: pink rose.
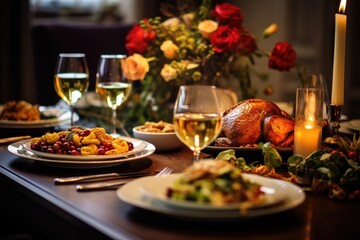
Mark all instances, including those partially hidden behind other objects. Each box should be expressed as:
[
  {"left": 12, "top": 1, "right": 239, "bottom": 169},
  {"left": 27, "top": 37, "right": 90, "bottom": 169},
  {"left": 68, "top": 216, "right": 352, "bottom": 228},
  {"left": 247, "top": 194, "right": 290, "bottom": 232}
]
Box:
[{"left": 210, "top": 25, "right": 240, "bottom": 53}]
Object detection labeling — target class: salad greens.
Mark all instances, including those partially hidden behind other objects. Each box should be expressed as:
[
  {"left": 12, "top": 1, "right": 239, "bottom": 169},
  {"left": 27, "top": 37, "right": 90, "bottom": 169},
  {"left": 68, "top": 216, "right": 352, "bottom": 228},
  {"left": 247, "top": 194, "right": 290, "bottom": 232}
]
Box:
[
  {"left": 287, "top": 150, "right": 360, "bottom": 200},
  {"left": 215, "top": 141, "right": 360, "bottom": 201},
  {"left": 215, "top": 142, "right": 282, "bottom": 171},
  {"left": 168, "top": 160, "right": 264, "bottom": 205}
]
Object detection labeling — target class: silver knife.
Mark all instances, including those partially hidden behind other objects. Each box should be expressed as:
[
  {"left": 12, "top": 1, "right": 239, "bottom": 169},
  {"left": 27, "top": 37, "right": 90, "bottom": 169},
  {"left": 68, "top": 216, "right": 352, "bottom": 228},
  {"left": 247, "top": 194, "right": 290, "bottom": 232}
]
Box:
[
  {"left": 54, "top": 171, "right": 158, "bottom": 184},
  {"left": 76, "top": 180, "right": 132, "bottom": 191},
  {"left": 0, "top": 135, "right": 32, "bottom": 144}
]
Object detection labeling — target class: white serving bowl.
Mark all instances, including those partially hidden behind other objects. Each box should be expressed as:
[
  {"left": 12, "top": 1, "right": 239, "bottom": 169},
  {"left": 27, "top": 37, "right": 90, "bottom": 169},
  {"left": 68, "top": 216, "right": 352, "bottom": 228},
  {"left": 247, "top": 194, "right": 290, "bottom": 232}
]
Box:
[{"left": 132, "top": 126, "right": 184, "bottom": 151}]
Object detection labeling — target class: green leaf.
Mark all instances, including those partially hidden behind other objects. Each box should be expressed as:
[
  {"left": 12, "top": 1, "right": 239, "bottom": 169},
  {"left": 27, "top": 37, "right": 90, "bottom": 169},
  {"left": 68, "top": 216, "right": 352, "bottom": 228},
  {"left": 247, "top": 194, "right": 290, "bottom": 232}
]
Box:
[
  {"left": 287, "top": 155, "right": 304, "bottom": 174},
  {"left": 216, "top": 149, "right": 236, "bottom": 161},
  {"left": 261, "top": 142, "right": 282, "bottom": 170}
]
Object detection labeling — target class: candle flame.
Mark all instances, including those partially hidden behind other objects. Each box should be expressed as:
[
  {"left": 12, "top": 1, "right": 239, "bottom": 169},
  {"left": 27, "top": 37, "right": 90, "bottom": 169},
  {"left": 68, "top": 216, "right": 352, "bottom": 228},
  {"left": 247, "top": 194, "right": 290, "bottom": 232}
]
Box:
[
  {"left": 339, "top": 0, "right": 346, "bottom": 14},
  {"left": 305, "top": 92, "right": 316, "bottom": 123},
  {"left": 305, "top": 125, "right": 314, "bottom": 129}
]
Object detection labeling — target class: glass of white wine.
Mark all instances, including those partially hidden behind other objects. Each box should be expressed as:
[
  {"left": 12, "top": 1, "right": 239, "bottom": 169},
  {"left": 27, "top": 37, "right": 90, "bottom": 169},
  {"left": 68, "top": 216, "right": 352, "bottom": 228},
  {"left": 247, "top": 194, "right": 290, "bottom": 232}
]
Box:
[
  {"left": 54, "top": 53, "right": 89, "bottom": 126},
  {"left": 173, "top": 85, "right": 222, "bottom": 163},
  {"left": 95, "top": 54, "right": 132, "bottom": 135}
]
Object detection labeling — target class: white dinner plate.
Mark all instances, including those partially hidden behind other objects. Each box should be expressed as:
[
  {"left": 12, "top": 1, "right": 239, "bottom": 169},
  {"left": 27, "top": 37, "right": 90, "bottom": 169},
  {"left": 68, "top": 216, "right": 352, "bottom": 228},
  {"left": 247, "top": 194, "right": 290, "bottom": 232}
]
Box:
[
  {"left": 22, "top": 136, "right": 147, "bottom": 160},
  {"left": 348, "top": 119, "right": 360, "bottom": 131},
  {"left": 8, "top": 139, "right": 155, "bottom": 169},
  {"left": 117, "top": 174, "right": 305, "bottom": 219},
  {"left": 339, "top": 121, "right": 359, "bottom": 134},
  {"left": 0, "top": 106, "right": 78, "bottom": 128},
  {"left": 140, "top": 174, "right": 287, "bottom": 211}
]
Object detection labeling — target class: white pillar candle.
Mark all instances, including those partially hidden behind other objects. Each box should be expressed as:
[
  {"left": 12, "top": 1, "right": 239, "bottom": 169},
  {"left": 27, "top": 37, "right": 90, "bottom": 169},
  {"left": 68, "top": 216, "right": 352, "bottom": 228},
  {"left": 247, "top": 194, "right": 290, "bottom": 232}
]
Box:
[
  {"left": 331, "top": 0, "right": 347, "bottom": 105},
  {"left": 294, "top": 124, "right": 322, "bottom": 158}
]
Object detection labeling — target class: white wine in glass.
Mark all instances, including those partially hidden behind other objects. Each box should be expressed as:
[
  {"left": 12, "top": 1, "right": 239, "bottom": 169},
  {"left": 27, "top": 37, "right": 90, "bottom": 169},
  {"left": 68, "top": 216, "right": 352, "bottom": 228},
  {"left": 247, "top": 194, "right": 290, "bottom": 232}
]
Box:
[
  {"left": 173, "top": 85, "right": 222, "bottom": 163},
  {"left": 96, "top": 54, "right": 132, "bottom": 135},
  {"left": 54, "top": 53, "right": 89, "bottom": 126}
]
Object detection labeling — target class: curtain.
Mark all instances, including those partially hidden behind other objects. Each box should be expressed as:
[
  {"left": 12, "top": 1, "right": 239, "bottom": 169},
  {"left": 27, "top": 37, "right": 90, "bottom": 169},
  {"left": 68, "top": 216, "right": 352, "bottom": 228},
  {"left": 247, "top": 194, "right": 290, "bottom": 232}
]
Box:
[{"left": 0, "top": 0, "right": 35, "bottom": 103}]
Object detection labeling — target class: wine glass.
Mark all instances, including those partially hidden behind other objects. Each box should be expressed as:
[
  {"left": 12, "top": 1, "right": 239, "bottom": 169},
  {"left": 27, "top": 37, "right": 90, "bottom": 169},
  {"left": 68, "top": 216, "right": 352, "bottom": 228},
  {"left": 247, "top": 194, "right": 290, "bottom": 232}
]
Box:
[
  {"left": 173, "top": 85, "right": 222, "bottom": 163},
  {"left": 300, "top": 74, "right": 330, "bottom": 122},
  {"left": 54, "top": 53, "right": 89, "bottom": 126},
  {"left": 95, "top": 54, "right": 132, "bottom": 136}
]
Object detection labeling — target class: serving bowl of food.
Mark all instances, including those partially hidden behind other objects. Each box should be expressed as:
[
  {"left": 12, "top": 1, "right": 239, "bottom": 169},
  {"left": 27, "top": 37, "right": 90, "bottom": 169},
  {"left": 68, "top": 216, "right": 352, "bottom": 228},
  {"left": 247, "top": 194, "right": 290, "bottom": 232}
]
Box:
[{"left": 133, "top": 121, "right": 184, "bottom": 151}]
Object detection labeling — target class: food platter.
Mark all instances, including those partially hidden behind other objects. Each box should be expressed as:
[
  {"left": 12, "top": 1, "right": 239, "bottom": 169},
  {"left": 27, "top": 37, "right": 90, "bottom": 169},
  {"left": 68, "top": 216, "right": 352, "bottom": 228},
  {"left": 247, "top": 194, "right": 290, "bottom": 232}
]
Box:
[
  {"left": 21, "top": 137, "right": 147, "bottom": 160},
  {"left": 140, "top": 174, "right": 287, "bottom": 211},
  {"left": 7, "top": 138, "right": 155, "bottom": 169},
  {"left": 117, "top": 173, "right": 305, "bottom": 219},
  {"left": 0, "top": 106, "right": 78, "bottom": 128}
]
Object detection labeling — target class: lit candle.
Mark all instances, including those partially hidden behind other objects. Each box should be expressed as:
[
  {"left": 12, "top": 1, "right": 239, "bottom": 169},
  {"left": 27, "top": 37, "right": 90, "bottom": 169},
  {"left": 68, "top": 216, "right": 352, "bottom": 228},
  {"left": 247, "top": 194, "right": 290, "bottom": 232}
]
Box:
[
  {"left": 294, "top": 88, "right": 324, "bottom": 158},
  {"left": 331, "top": 0, "right": 347, "bottom": 105},
  {"left": 294, "top": 124, "right": 322, "bottom": 158}
]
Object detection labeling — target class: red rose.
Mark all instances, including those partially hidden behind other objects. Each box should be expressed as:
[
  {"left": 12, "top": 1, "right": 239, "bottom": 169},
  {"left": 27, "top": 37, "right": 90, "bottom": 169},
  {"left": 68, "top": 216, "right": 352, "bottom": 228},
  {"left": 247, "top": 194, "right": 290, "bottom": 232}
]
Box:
[
  {"left": 125, "top": 19, "right": 156, "bottom": 54},
  {"left": 210, "top": 25, "right": 240, "bottom": 53},
  {"left": 211, "top": 3, "right": 243, "bottom": 26},
  {"left": 238, "top": 33, "right": 257, "bottom": 55},
  {"left": 268, "top": 42, "right": 296, "bottom": 71}
]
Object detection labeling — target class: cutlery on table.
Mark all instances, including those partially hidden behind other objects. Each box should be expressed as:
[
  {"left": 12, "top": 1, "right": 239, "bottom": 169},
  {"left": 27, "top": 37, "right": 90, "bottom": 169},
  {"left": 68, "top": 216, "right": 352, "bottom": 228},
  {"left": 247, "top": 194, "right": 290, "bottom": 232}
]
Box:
[
  {"left": 0, "top": 135, "right": 32, "bottom": 144},
  {"left": 76, "top": 167, "right": 173, "bottom": 191},
  {"left": 54, "top": 171, "right": 159, "bottom": 184}
]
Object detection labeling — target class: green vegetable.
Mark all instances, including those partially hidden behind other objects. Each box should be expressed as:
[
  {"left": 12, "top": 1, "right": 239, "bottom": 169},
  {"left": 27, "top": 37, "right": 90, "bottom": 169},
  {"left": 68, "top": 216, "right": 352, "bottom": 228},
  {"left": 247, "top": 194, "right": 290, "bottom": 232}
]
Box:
[
  {"left": 260, "top": 142, "right": 282, "bottom": 170},
  {"left": 287, "top": 149, "right": 360, "bottom": 198},
  {"left": 215, "top": 149, "right": 251, "bottom": 171},
  {"left": 215, "top": 142, "right": 282, "bottom": 171}
]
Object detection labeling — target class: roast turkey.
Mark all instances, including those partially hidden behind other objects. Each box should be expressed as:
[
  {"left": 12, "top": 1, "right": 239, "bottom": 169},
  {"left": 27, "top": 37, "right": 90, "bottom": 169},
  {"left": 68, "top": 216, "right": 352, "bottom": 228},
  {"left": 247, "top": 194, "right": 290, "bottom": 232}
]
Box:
[{"left": 216, "top": 98, "right": 294, "bottom": 147}]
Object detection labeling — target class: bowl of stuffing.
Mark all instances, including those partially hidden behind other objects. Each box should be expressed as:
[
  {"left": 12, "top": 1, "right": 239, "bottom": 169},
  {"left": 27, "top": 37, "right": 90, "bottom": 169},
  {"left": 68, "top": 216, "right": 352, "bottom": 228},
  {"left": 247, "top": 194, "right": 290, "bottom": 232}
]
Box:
[{"left": 133, "top": 121, "right": 184, "bottom": 151}]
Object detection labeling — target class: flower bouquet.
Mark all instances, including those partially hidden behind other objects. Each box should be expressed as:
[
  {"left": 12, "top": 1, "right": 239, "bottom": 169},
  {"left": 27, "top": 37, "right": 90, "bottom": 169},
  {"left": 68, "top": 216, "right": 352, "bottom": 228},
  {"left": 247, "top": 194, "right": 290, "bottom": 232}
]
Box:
[{"left": 122, "top": 0, "right": 297, "bottom": 125}]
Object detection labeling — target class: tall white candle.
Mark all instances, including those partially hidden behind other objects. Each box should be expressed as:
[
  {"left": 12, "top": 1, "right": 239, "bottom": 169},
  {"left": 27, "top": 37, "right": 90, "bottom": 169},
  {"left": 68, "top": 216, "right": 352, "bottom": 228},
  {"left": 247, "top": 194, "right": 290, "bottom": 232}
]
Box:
[{"left": 331, "top": 0, "right": 347, "bottom": 105}]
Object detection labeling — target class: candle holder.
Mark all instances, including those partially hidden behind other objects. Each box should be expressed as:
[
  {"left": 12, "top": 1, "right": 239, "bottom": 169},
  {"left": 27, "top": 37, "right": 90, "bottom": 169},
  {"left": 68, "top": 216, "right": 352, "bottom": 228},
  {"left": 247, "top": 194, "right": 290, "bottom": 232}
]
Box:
[
  {"left": 324, "top": 104, "right": 343, "bottom": 145},
  {"left": 293, "top": 88, "right": 324, "bottom": 157}
]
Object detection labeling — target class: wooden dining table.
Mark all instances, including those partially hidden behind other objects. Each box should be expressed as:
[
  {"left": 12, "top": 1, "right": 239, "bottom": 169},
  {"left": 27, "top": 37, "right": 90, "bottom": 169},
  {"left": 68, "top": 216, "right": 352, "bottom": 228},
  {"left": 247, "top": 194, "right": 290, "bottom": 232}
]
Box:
[{"left": 0, "top": 139, "right": 359, "bottom": 240}]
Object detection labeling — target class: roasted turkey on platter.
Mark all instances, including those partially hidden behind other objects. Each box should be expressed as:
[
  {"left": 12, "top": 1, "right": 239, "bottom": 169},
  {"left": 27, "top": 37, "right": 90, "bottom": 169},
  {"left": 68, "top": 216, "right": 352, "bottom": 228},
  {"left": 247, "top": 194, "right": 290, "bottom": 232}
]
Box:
[{"left": 215, "top": 98, "right": 294, "bottom": 147}]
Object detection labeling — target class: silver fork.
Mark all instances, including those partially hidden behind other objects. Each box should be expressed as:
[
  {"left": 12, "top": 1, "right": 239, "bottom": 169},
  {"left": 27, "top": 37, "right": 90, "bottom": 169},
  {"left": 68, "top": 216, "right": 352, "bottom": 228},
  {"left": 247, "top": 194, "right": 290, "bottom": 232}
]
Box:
[{"left": 76, "top": 167, "right": 173, "bottom": 191}]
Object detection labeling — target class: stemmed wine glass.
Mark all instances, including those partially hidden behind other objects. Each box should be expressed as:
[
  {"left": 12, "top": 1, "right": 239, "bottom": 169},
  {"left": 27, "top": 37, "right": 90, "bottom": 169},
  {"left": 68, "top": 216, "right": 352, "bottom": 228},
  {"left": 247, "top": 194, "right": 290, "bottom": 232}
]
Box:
[
  {"left": 95, "top": 54, "right": 132, "bottom": 136},
  {"left": 173, "top": 85, "right": 222, "bottom": 163},
  {"left": 54, "top": 53, "right": 89, "bottom": 126},
  {"left": 300, "top": 74, "right": 330, "bottom": 122}
]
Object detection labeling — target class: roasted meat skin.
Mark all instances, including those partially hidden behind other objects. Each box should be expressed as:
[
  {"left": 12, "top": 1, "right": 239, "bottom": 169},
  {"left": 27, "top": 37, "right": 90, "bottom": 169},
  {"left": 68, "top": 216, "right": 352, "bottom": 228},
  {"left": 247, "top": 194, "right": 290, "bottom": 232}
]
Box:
[
  {"left": 220, "top": 98, "right": 294, "bottom": 147},
  {"left": 263, "top": 115, "right": 294, "bottom": 147}
]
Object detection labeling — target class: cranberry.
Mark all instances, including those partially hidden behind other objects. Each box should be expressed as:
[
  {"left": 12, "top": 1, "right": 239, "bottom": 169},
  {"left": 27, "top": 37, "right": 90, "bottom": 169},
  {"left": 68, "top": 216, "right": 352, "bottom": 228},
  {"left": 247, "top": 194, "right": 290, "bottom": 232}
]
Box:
[
  {"left": 82, "top": 129, "right": 91, "bottom": 136},
  {"left": 98, "top": 148, "right": 105, "bottom": 155},
  {"left": 331, "top": 150, "right": 338, "bottom": 155},
  {"left": 31, "top": 142, "right": 40, "bottom": 150},
  {"left": 53, "top": 143, "right": 60, "bottom": 151},
  {"left": 104, "top": 142, "right": 112, "bottom": 149},
  {"left": 62, "top": 142, "right": 70, "bottom": 149},
  {"left": 41, "top": 145, "right": 48, "bottom": 152},
  {"left": 347, "top": 151, "right": 357, "bottom": 159},
  {"left": 71, "top": 150, "right": 80, "bottom": 155},
  {"left": 47, "top": 147, "right": 54, "bottom": 153}
]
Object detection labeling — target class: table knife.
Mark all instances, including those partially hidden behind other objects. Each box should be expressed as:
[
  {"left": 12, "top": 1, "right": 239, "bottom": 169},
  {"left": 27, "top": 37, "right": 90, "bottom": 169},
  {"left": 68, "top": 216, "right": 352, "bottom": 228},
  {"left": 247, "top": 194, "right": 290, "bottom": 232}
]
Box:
[
  {"left": 76, "top": 180, "right": 132, "bottom": 191},
  {"left": 54, "top": 171, "right": 158, "bottom": 184},
  {"left": 0, "top": 135, "right": 32, "bottom": 144}
]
